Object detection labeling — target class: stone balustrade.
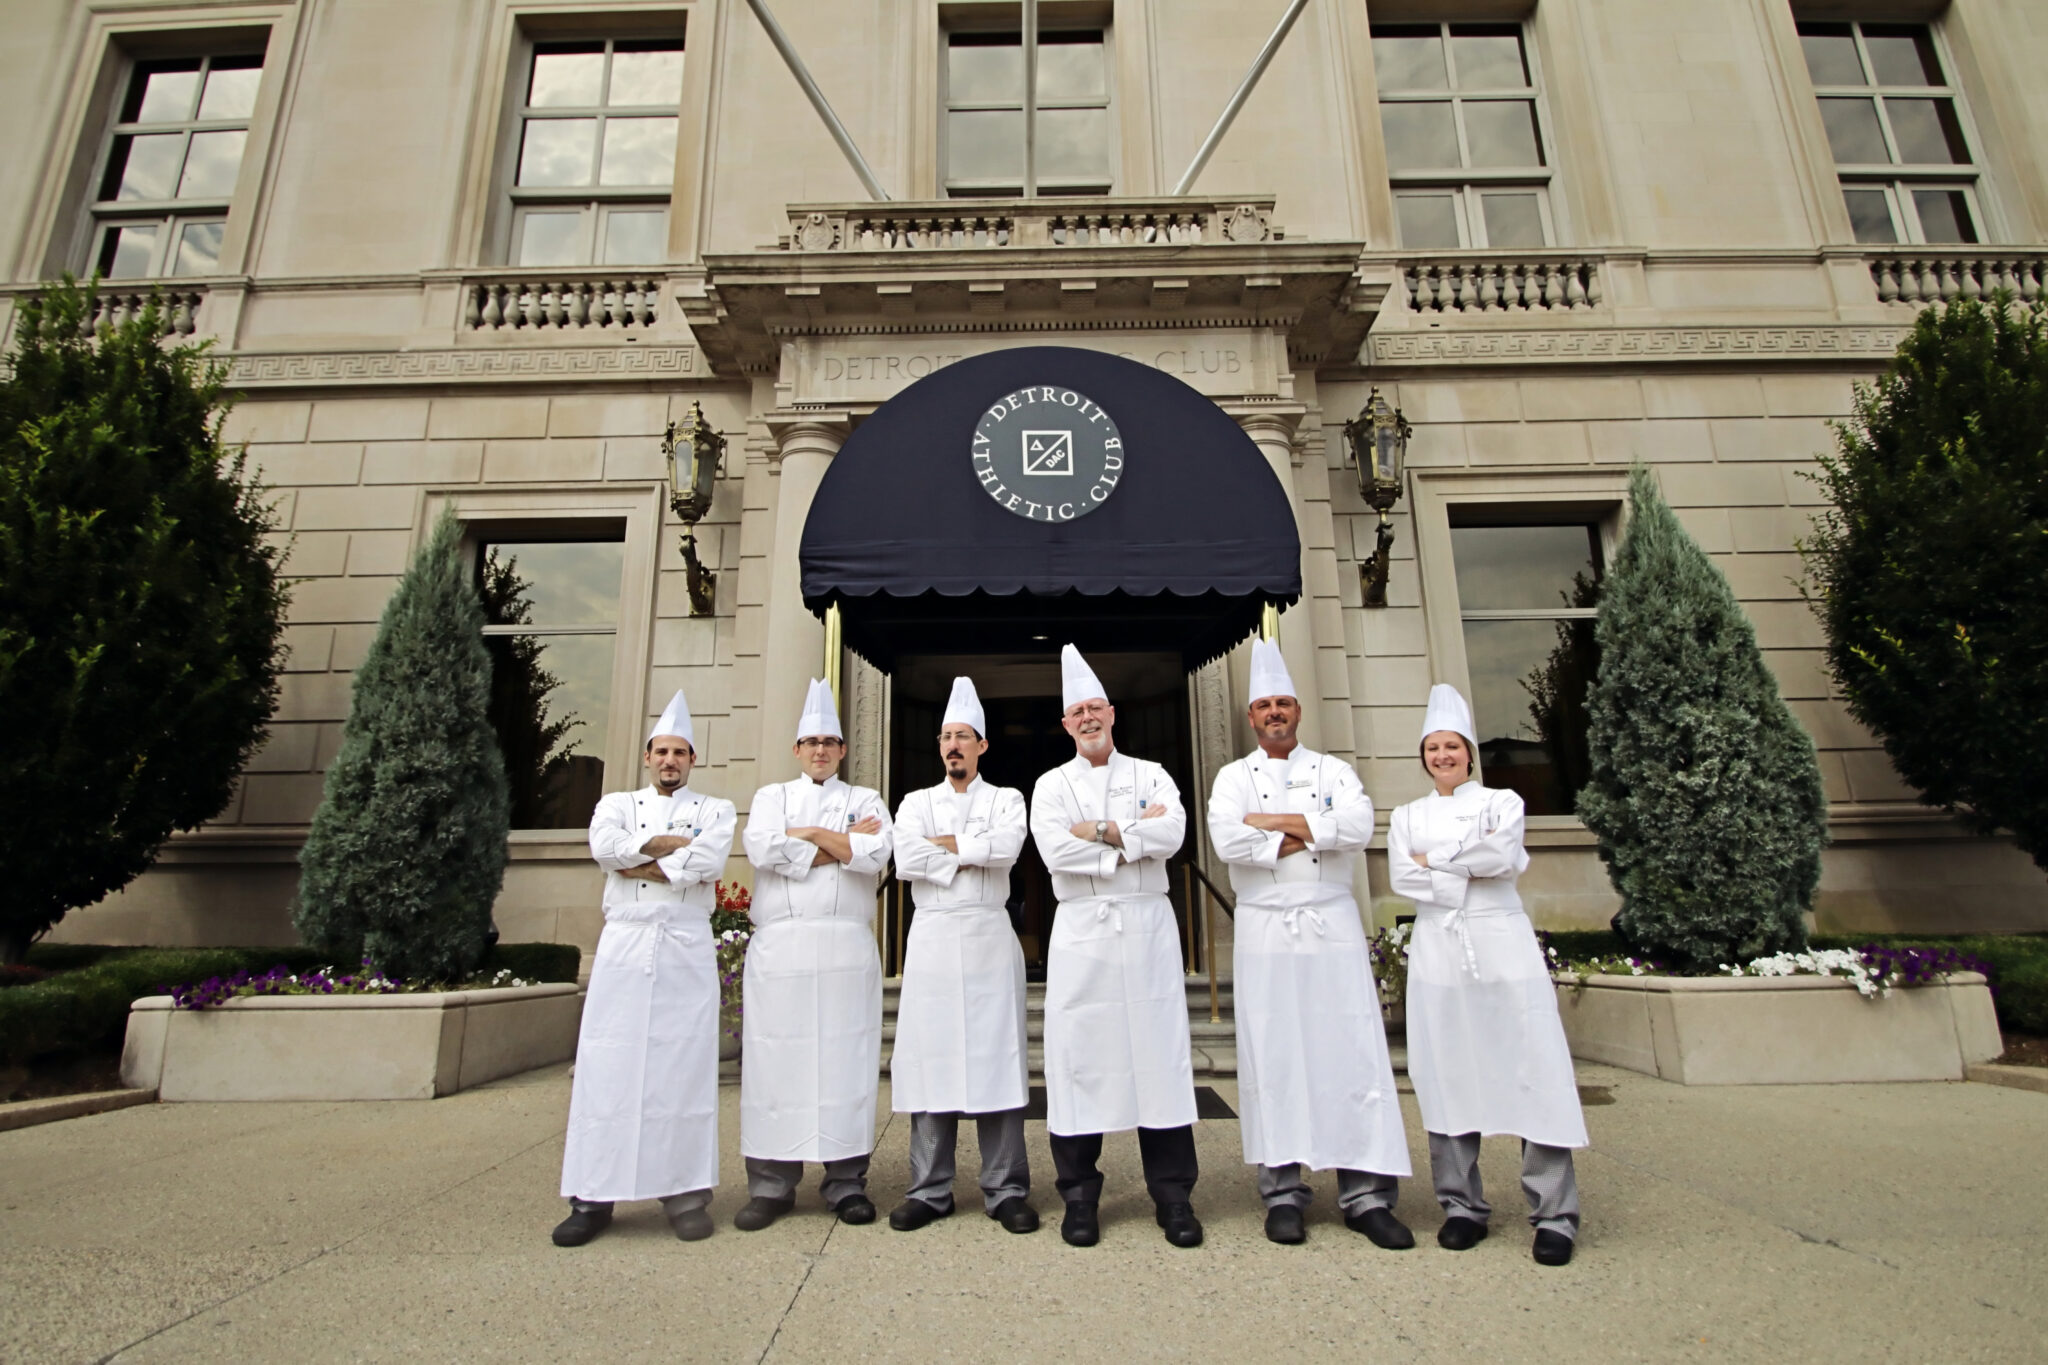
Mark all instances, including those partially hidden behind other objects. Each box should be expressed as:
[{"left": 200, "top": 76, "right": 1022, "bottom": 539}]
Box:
[
  {"left": 86, "top": 288, "right": 204, "bottom": 336},
  {"left": 1867, "top": 251, "right": 2048, "bottom": 307},
  {"left": 782, "top": 196, "right": 1279, "bottom": 251},
  {"left": 1400, "top": 257, "right": 1603, "bottom": 315},
  {"left": 463, "top": 275, "right": 660, "bottom": 331}
]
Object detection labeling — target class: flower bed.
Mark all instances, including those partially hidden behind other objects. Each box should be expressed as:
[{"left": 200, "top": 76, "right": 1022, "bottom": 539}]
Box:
[
  {"left": 1548, "top": 941, "right": 2003, "bottom": 1086},
  {"left": 714, "top": 882, "right": 752, "bottom": 1059}
]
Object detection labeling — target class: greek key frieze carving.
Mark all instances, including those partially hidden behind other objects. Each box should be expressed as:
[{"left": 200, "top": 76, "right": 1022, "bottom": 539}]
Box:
[{"left": 224, "top": 346, "right": 698, "bottom": 386}]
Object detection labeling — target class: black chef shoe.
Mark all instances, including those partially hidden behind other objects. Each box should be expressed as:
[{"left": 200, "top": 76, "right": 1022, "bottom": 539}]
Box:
[
  {"left": 833, "top": 1193, "right": 878, "bottom": 1225},
  {"left": 888, "top": 1199, "right": 949, "bottom": 1231},
  {"left": 1264, "top": 1205, "right": 1307, "bottom": 1245},
  {"left": 1346, "top": 1207, "right": 1416, "bottom": 1250},
  {"left": 733, "top": 1196, "right": 794, "bottom": 1232},
  {"left": 1155, "top": 1201, "right": 1205, "bottom": 1248},
  {"left": 991, "top": 1197, "right": 1040, "bottom": 1234},
  {"left": 551, "top": 1199, "right": 614, "bottom": 1247},
  {"left": 1060, "top": 1200, "right": 1101, "bottom": 1247},
  {"left": 1532, "top": 1229, "right": 1575, "bottom": 1266},
  {"left": 668, "top": 1207, "right": 714, "bottom": 1242},
  {"left": 1436, "top": 1216, "right": 1489, "bottom": 1251}
]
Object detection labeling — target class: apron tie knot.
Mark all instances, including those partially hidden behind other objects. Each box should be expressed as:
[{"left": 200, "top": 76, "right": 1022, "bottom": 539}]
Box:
[
  {"left": 1280, "top": 905, "right": 1328, "bottom": 938},
  {"left": 1442, "top": 905, "right": 1480, "bottom": 979},
  {"left": 1092, "top": 900, "right": 1126, "bottom": 933}
]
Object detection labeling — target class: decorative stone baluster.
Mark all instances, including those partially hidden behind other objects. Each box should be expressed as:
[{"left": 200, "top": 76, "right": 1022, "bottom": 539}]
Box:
[
  {"left": 1478, "top": 265, "right": 1501, "bottom": 312},
  {"left": 1453, "top": 264, "right": 1476, "bottom": 311},
  {"left": 1566, "top": 263, "right": 1588, "bottom": 309},
  {"left": 543, "top": 284, "right": 566, "bottom": 328},
  {"left": 1584, "top": 263, "right": 1603, "bottom": 308}
]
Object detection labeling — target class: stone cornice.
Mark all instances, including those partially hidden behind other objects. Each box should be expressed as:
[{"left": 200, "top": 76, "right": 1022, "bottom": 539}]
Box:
[
  {"left": 223, "top": 344, "right": 698, "bottom": 388},
  {"left": 1368, "top": 324, "right": 1909, "bottom": 368}
]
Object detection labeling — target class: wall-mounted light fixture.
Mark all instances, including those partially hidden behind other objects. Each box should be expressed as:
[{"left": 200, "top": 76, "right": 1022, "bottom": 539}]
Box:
[
  {"left": 1341, "top": 387, "right": 1411, "bottom": 609},
  {"left": 663, "top": 402, "right": 725, "bottom": 617}
]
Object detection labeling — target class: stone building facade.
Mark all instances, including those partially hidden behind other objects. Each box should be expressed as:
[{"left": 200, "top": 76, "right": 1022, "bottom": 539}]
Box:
[{"left": 3, "top": 0, "right": 2045, "bottom": 965}]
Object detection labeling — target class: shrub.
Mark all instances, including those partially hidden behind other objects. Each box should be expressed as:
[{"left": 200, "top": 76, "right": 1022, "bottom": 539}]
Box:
[
  {"left": 0, "top": 279, "right": 288, "bottom": 963},
  {"left": 294, "top": 508, "right": 510, "bottom": 981},
  {"left": 1803, "top": 296, "right": 2048, "bottom": 873},
  {"left": 1577, "top": 467, "right": 1830, "bottom": 972}
]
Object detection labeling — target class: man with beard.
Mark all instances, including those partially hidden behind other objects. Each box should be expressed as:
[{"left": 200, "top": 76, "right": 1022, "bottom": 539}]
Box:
[
  {"left": 1207, "top": 640, "right": 1414, "bottom": 1248},
  {"left": 1030, "top": 645, "right": 1202, "bottom": 1249},
  {"left": 887, "top": 675, "right": 1038, "bottom": 1235},
  {"left": 736, "top": 679, "right": 894, "bottom": 1230},
  {"left": 555, "top": 689, "right": 736, "bottom": 1246}
]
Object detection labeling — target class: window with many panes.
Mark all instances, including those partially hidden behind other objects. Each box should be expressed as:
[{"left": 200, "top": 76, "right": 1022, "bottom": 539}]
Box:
[
  {"left": 509, "top": 37, "right": 683, "bottom": 267},
  {"left": 943, "top": 28, "right": 1111, "bottom": 197},
  {"left": 1797, "top": 20, "right": 1983, "bottom": 244},
  {"left": 88, "top": 52, "right": 263, "bottom": 278},
  {"left": 478, "top": 535, "right": 626, "bottom": 829},
  {"left": 1449, "top": 519, "right": 1603, "bottom": 816},
  {"left": 1372, "top": 22, "right": 1553, "bottom": 249}
]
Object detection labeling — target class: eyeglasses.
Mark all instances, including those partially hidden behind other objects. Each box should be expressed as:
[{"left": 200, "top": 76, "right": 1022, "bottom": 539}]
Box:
[
  {"left": 938, "top": 730, "right": 980, "bottom": 744},
  {"left": 795, "top": 737, "right": 844, "bottom": 751}
]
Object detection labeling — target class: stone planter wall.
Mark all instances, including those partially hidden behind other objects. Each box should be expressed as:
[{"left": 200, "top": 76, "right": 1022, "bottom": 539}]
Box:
[
  {"left": 121, "top": 983, "right": 584, "bottom": 1101},
  {"left": 1553, "top": 971, "right": 2002, "bottom": 1085}
]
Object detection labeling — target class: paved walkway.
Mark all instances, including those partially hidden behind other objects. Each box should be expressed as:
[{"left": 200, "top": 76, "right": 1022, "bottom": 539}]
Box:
[{"left": 3, "top": 1064, "right": 2044, "bottom": 1362}]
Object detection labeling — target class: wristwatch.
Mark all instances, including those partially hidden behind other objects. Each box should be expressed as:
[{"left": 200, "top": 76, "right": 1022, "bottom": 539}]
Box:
[{"left": 1094, "top": 819, "right": 1109, "bottom": 842}]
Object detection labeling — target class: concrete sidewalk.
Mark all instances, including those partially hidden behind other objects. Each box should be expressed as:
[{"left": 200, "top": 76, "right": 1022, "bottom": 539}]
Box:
[{"left": 2, "top": 1064, "right": 2043, "bottom": 1363}]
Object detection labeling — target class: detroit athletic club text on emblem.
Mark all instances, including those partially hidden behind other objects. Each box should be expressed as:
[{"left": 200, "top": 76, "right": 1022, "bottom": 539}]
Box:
[{"left": 970, "top": 385, "right": 1125, "bottom": 523}]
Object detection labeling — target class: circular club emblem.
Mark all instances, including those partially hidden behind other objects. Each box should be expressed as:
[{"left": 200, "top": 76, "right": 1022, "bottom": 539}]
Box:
[{"left": 970, "top": 385, "right": 1125, "bottom": 523}]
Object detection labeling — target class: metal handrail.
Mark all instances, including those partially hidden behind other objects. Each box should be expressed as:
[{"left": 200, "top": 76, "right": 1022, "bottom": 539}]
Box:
[{"left": 1180, "top": 859, "right": 1234, "bottom": 1024}]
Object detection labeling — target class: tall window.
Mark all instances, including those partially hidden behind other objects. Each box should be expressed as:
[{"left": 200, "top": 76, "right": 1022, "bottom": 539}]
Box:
[
  {"left": 943, "top": 29, "right": 1111, "bottom": 197},
  {"left": 89, "top": 53, "right": 263, "bottom": 278},
  {"left": 1798, "top": 20, "right": 1982, "bottom": 244},
  {"left": 510, "top": 37, "right": 683, "bottom": 267},
  {"left": 1372, "top": 22, "right": 1552, "bottom": 249},
  {"left": 1450, "top": 521, "right": 1603, "bottom": 816},
  {"left": 478, "top": 536, "right": 625, "bottom": 829}
]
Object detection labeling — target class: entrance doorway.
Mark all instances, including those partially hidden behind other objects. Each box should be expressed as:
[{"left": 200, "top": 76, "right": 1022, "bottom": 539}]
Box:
[{"left": 887, "top": 651, "right": 1197, "bottom": 977}]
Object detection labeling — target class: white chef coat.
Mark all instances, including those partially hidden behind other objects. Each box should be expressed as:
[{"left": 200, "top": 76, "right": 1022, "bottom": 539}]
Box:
[
  {"left": 561, "top": 783, "right": 736, "bottom": 1201},
  {"left": 1387, "top": 781, "right": 1587, "bottom": 1149},
  {"left": 890, "top": 775, "right": 1030, "bottom": 1116},
  {"left": 740, "top": 774, "right": 894, "bottom": 1162},
  {"left": 1208, "top": 746, "right": 1411, "bottom": 1177},
  {"left": 1030, "top": 750, "right": 1196, "bottom": 1136}
]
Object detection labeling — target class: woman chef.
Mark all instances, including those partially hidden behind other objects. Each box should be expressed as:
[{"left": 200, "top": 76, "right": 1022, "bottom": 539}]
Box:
[{"left": 1387, "top": 684, "right": 1587, "bottom": 1267}]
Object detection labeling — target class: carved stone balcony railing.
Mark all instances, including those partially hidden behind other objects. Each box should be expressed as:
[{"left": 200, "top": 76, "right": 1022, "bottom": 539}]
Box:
[
  {"left": 1400, "top": 255, "right": 1603, "bottom": 316},
  {"left": 1867, "top": 250, "right": 2048, "bottom": 306},
  {"left": 463, "top": 274, "right": 661, "bottom": 331},
  {"left": 781, "top": 196, "right": 1280, "bottom": 252},
  {"left": 85, "top": 287, "right": 206, "bottom": 335}
]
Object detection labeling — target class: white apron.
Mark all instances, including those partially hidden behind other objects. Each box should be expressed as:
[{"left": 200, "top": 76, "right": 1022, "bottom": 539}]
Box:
[
  {"left": 1032, "top": 753, "right": 1195, "bottom": 1136},
  {"left": 891, "top": 780, "right": 1030, "bottom": 1116},
  {"left": 1389, "top": 784, "right": 1588, "bottom": 1149},
  {"left": 562, "top": 784, "right": 733, "bottom": 1202},
  {"left": 560, "top": 906, "right": 719, "bottom": 1200},
  {"left": 740, "top": 776, "right": 890, "bottom": 1162},
  {"left": 1209, "top": 749, "right": 1410, "bottom": 1176}
]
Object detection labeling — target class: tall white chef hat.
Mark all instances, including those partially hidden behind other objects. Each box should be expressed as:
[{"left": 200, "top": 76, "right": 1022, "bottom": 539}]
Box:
[
  {"left": 941, "top": 675, "right": 987, "bottom": 737},
  {"left": 1060, "top": 644, "right": 1108, "bottom": 711},
  {"left": 647, "top": 688, "right": 695, "bottom": 749},
  {"left": 1247, "top": 637, "right": 1297, "bottom": 705},
  {"left": 1419, "top": 683, "right": 1478, "bottom": 749},
  {"left": 795, "top": 678, "right": 843, "bottom": 742}
]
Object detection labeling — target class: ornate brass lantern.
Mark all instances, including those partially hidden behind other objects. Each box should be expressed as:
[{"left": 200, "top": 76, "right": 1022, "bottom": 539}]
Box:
[
  {"left": 663, "top": 401, "right": 725, "bottom": 617},
  {"left": 1341, "top": 387, "right": 1411, "bottom": 609}
]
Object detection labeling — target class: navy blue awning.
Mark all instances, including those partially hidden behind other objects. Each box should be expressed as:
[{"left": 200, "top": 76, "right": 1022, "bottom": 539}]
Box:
[{"left": 799, "top": 346, "right": 1299, "bottom": 670}]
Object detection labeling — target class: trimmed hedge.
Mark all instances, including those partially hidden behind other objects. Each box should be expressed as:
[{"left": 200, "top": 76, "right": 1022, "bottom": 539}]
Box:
[
  {"left": 4, "top": 941, "right": 582, "bottom": 1066},
  {"left": 1536, "top": 929, "right": 2048, "bottom": 1036}
]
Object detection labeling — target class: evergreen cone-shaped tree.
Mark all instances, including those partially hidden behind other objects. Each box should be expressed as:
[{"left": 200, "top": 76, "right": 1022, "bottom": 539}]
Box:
[
  {"left": 295, "top": 508, "right": 509, "bottom": 980},
  {"left": 1577, "top": 467, "right": 1828, "bottom": 971}
]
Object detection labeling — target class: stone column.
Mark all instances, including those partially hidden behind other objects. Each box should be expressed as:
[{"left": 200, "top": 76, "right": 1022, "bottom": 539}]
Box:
[
  {"left": 1236, "top": 409, "right": 1323, "bottom": 754},
  {"left": 757, "top": 412, "right": 850, "bottom": 782}
]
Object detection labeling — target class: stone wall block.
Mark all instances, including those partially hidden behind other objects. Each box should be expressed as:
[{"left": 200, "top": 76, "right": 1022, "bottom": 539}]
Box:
[
  {"left": 362, "top": 440, "right": 483, "bottom": 484},
  {"left": 652, "top": 616, "right": 719, "bottom": 668},
  {"left": 331, "top": 624, "right": 379, "bottom": 671},
  {"left": 1841, "top": 748, "right": 1917, "bottom": 803},
  {"left": 286, "top": 576, "right": 399, "bottom": 624},
  {"left": 1787, "top": 697, "right": 1874, "bottom": 750},
  {"left": 276, "top": 531, "right": 350, "bottom": 577},
  {"left": 1655, "top": 463, "right": 1784, "bottom": 507},
  {"left": 1781, "top": 463, "right": 1831, "bottom": 506},
  {"left": 1641, "top": 375, "right": 1766, "bottom": 419},
  {"left": 1709, "top": 416, "right": 1836, "bottom": 462},
  {"left": 1761, "top": 374, "right": 1861, "bottom": 418},
  {"left": 1745, "top": 599, "right": 1826, "bottom": 650},
  {"left": 1519, "top": 377, "right": 1645, "bottom": 423},
  {"left": 548, "top": 394, "right": 670, "bottom": 438},
  {"left": 308, "top": 398, "right": 431, "bottom": 443},
  {"left": 345, "top": 530, "right": 414, "bottom": 577},
  {"left": 222, "top": 402, "right": 312, "bottom": 446},
  {"left": 1391, "top": 381, "right": 1522, "bottom": 424},
  {"left": 277, "top": 672, "right": 356, "bottom": 722},
  {"left": 483, "top": 438, "right": 605, "bottom": 483},
  {"left": 280, "top": 624, "right": 335, "bottom": 672},
  {"left": 1464, "top": 421, "right": 1592, "bottom": 466},
  {"left": 248, "top": 443, "right": 364, "bottom": 486},
  {"left": 244, "top": 723, "right": 319, "bottom": 773},
  {"left": 293, "top": 485, "right": 419, "bottom": 531},
  {"left": 427, "top": 396, "right": 550, "bottom": 440},
  {"left": 1729, "top": 506, "right": 1815, "bottom": 553},
  {"left": 1402, "top": 422, "right": 1469, "bottom": 468},
  {"left": 604, "top": 436, "right": 669, "bottom": 481},
  {"left": 1715, "top": 550, "right": 1805, "bottom": 600},
  {"left": 1762, "top": 647, "right": 1832, "bottom": 701},
  {"left": 1671, "top": 507, "right": 1734, "bottom": 553},
  {"left": 1588, "top": 418, "right": 1714, "bottom": 464},
  {"left": 240, "top": 773, "right": 329, "bottom": 825}
]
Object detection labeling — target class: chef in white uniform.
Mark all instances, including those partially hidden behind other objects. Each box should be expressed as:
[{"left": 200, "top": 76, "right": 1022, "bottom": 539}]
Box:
[
  {"left": 887, "top": 675, "right": 1038, "bottom": 1235},
  {"left": 1387, "top": 684, "right": 1588, "bottom": 1267},
  {"left": 736, "top": 679, "right": 894, "bottom": 1231},
  {"left": 1030, "top": 645, "right": 1203, "bottom": 1250},
  {"left": 1207, "top": 640, "right": 1414, "bottom": 1249},
  {"left": 555, "top": 689, "right": 736, "bottom": 1247}
]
